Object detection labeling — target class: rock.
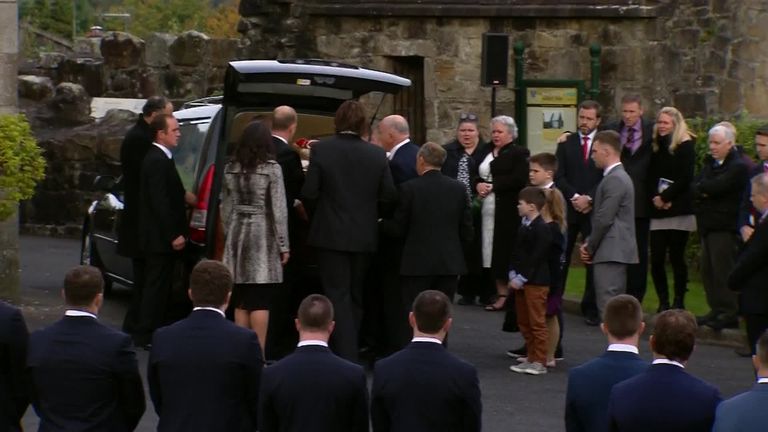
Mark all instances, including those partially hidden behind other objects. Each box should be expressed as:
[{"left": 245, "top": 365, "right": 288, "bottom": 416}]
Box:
[
  {"left": 74, "top": 37, "right": 102, "bottom": 58},
  {"left": 208, "top": 38, "right": 240, "bottom": 66},
  {"left": 100, "top": 32, "right": 144, "bottom": 69},
  {"left": 169, "top": 31, "right": 210, "bottom": 67},
  {"left": 59, "top": 58, "right": 105, "bottom": 97},
  {"left": 48, "top": 83, "right": 92, "bottom": 126},
  {"left": 38, "top": 52, "right": 67, "bottom": 69},
  {"left": 239, "top": 0, "right": 266, "bottom": 17},
  {"left": 18, "top": 75, "right": 54, "bottom": 101},
  {"left": 145, "top": 33, "right": 176, "bottom": 67}
]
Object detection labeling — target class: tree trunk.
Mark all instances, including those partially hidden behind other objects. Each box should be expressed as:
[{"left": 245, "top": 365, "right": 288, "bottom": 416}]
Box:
[{"left": 0, "top": 0, "right": 20, "bottom": 301}]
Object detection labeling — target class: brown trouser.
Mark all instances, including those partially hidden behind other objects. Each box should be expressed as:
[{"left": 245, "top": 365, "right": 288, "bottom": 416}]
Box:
[{"left": 515, "top": 284, "right": 550, "bottom": 364}]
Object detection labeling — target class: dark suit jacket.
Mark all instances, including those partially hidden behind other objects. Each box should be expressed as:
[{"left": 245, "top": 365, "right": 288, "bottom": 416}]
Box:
[
  {"left": 139, "top": 145, "right": 188, "bottom": 254},
  {"left": 693, "top": 149, "right": 749, "bottom": 235},
  {"left": 258, "top": 344, "right": 368, "bottom": 432},
  {"left": 607, "top": 363, "right": 721, "bottom": 432},
  {"left": 713, "top": 383, "right": 768, "bottom": 432},
  {"left": 302, "top": 134, "right": 397, "bottom": 252},
  {"left": 148, "top": 309, "right": 263, "bottom": 432},
  {"left": 510, "top": 215, "right": 553, "bottom": 286},
  {"left": 0, "top": 302, "right": 28, "bottom": 432},
  {"left": 565, "top": 350, "right": 647, "bottom": 432},
  {"left": 380, "top": 170, "right": 472, "bottom": 276},
  {"left": 118, "top": 116, "right": 154, "bottom": 257},
  {"left": 272, "top": 135, "right": 305, "bottom": 207},
  {"left": 442, "top": 139, "right": 486, "bottom": 184},
  {"left": 371, "top": 341, "right": 482, "bottom": 432},
  {"left": 389, "top": 140, "right": 419, "bottom": 185},
  {"left": 607, "top": 119, "right": 654, "bottom": 219},
  {"left": 27, "top": 315, "right": 145, "bottom": 432},
  {"left": 738, "top": 163, "right": 766, "bottom": 230},
  {"left": 555, "top": 133, "right": 604, "bottom": 224},
  {"left": 647, "top": 137, "right": 696, "bottom": 219},
  {"left": 729, "top": 216, "right": 768, "bottom": 315}
]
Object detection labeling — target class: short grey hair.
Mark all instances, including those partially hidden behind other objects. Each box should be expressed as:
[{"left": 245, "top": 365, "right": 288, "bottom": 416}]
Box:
[
  {"left": 708, "top": 125, "right": 735, "bottom": 143},
  {"left": 491, "top": 115, "right": 518, "bottom": 139},
  {"left": 381, "top": 115, "right": 410, "bottom": 135},
  {"left": 752, "top": 173, "right": 768, "bottom": 197},
  {"left": 418, "top": 142, "right": 447, "bottom": 168}
]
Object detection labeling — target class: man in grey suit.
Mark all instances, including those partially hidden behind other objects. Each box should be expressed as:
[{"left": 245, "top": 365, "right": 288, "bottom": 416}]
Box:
[
  {"left": 580, "top": 130, "right": 638, "bottom": 316},
  {"left": 713, "top": 329, "right": 768, "bottom": 431}
]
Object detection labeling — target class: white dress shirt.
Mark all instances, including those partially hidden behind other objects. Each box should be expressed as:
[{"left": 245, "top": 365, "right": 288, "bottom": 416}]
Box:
[
  {"left": 152, "top": 142, "right": 172, "bottom": 159},
  {"left": 65, "top": 309, "right": 97, "bottom": 319},
  {"left": 297, "top": 340, "right": 329, "bottom": 348},
  {"left": 607, "top": 343, "right": 639, "bottom": 354},
  {"left": 192, "top": 306, "right": 225, "bottom": 318},
  {"left": 388, "top": 138, "right": 411, "bottom": 161},
  {"left": 604, "top": 162, "right": 622, "bottom": 176},
  {"left": 412, "top": 336, "right": 443, "bottom": 344},
  {"left": 652, "top": 358, "right": 685, "bottom": 368}
]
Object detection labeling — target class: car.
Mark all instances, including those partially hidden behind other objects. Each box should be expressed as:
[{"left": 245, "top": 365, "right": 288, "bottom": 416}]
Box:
[{"left": 80, "top": 59, "right": 411, "bottom": 292}]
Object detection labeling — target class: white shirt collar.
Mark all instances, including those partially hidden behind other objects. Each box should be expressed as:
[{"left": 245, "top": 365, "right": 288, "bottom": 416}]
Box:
[
  {"left": 388, "top": 138, "right": 411, "bottom": 160},
  {"left": 541, "top": 181, "right": 555, "bottom": 189},
  {"left": 152, "top": 142, "right": 172, "bottom": 159},
  {"left": 412, "top": 336, "right": 443, "bottom": 344},
  {"left": 297, "top": 339, "right": 329, "bottom": 348},
  {"left": 652, "top": 358, "right": 685, "bottom": 368},
  {"left": 65, "top": 309, "right": 97, "bottom": 319},
  {"left": 272, "top": 134, "right": 288, "bottom": 145},
  {"left": 604, "top": 162, "right": 622, "bottom": 176},
  {"left": 607, "top": 343, "right": 639, "bottom": 354},
  {"left": 193, "top": 306, "right": 225, "bottom": 318},
  {"left": 757, "top": 377, "right": 768, "bottom": 384}
]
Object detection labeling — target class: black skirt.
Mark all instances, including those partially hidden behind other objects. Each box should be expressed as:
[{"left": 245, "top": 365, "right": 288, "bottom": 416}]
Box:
[{"left": 231, "top": 283, "right": 280, "bottom": 311}]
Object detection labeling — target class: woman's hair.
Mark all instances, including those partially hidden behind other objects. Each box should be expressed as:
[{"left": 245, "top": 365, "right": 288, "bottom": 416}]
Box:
[
  {"left": 490, "top": 115, "right": 518, "bottom": 139},
  {"left": 652, "top": 106, "right": 695, "bottom": 154},
  {"left": 542, "top": 188, "right": 567, "bottom": 233},
  {"left": 234, "top": 120, "right": 275, "bottom": 170}
]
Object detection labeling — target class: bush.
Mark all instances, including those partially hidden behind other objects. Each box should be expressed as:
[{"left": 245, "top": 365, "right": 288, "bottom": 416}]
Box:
[{"left": 0, "top": 114, "right": 47, "bottom": 221}]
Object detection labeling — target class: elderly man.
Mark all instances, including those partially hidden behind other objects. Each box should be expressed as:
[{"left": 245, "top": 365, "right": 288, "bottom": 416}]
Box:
[
  {"left": 729, "top": 173, "right": 768, "bottom": 354},
  {"left": 378, "top": 115, "right": 419, "bottom": 185},
  {"left": 693, "top": 125, "right": 749, "bottom": 330}
]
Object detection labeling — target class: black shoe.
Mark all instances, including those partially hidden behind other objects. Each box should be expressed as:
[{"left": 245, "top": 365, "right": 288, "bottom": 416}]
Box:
[
  {"left": 584, "top": 316, "right": 600, "bottom": 326},
  {"left": 554, "top": 345, "right": 564, "bottom": 361},
  {"left": 457, "top": 296, "right": 477, "bottom": 306},
  {"left": 734, "top": 345, "right": 752, "bottom": 358},
  {"left": 707, "top": 315, "right": 739, "bottom": 331},
  {"left": 506, "top": 345, "right": 527, "bottom": 359},
  {"left": 696, "top": 311, "right": 717, "bottom": 327}
]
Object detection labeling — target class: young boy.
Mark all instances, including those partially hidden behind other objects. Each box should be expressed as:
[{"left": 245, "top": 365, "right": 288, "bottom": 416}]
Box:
[
  {"left": 529, "top": 152, "right": 558, "bottom": 190},
  {"left": 508, "top": 187, "right": 553, "bottom": 375}
]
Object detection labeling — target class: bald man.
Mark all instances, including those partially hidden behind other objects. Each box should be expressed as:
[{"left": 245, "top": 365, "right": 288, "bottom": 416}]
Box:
[
  {"left": 378, "top": 115, "right": 419, "bottom": 185},
  {"left": 270, "top": 105, "right": 306, "bottom": 359}
]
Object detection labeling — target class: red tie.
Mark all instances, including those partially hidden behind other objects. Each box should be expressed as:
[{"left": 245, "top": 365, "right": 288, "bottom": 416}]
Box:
[{"left": 582, "top": 136, "right": 590, "bottom": 163}]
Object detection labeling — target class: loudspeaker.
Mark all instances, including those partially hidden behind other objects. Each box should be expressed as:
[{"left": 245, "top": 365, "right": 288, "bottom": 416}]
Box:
[{"left": 481, "top": 33, "right": 509, "bottom": 87}]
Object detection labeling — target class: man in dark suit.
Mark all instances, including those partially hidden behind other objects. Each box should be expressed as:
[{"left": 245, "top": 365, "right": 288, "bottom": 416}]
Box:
[
  {"left": 378, "top": 114, "right": 419, "bottom": 185},
  {"left": 738, "top": 125, "right": 768, "bottom": 243},
  {"left": 565, "top": 294, "right": 647, "bottom": 432},
  {"left": 729, "top": 173, "right": 768, "bottom": 354},
  {"left": 555, "top": 100, "right": 604, "bottom": 325},
  {"left": 0, "top": 301, "right": 28, "bottom": 432},
  {"left": 381, "top": 142, "right": 473, "bottom": 347},
  {"left": 580, "top": 130, "right": 638, "bottom": 317},
  {"left": 135, "top": 114, "right": 189, "bottom": 347},
  {"left": 259, "top": 294, "right": 368, "bottom": 432},
  {"left": 605, "top": 94, "right": 653, "bottom": 302},
  {"left": 269, "top": 105, "right": 306, "bottom": 359},
  {"left": 27, "top": 266, "right": 145, "bottom": 431},
  {"left": 301, "top": 100, "right": 397, "bottom": 361},
  {"left": 607, "top": 309, "right": 722, "bottom": 432},
  {"left": 119, "top": 96, "right": 173, "bottom": 335},
  {"left": 713, "top": 329, "right": 768, "bottom": 431},
  {"left": 371, "top": 290, "right": 481, "bottom": 432},
  {"left": 149, "top": 260, "right": 263, "bottom": 432}
]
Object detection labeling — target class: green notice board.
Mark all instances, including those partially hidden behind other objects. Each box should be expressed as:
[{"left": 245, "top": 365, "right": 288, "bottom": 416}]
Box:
[{"left": 519, "top": 80, "right": 585, "bottom": 154}]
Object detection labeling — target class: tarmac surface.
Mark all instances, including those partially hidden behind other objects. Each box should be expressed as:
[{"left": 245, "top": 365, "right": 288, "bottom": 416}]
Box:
[{"left": 16, "top": 235, "right": 756, "bottom": 431}]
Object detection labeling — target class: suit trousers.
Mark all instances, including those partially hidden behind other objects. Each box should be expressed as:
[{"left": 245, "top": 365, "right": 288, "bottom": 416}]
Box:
[
  {"left": 650, "top": 229, "right": 690, "bottom": 306},
  {"left": 399, "top": 275, "right": 459, "bottom": 347},
  {"left": 626, "top": 218, "right": 650, "bottom": 302},
  {"left": 122, "top": 257, "right": 145, "bottom": 334},
  {"left": 514, "top": 285, "right": 549, "bottom": 364},
  {"left": 745, "top": 314, "right": 768, "bottom": 355},
  {"left": 700, "top": 231, "right": 739, "bottom": 318},
  {"left": 316, "top": 248, "right": 371, "bottom": 362},
  {"left": 593, "top": 262, "right": 627, "bottom": 318},
  {"left": 563, "top": 220, "right": 597, "bottom": 318},
  {"left": 136, "top": 252, "right": 176, "bottom": 345}
]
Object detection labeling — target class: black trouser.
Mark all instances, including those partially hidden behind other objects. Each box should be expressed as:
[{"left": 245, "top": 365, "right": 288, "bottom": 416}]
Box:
[
  {"left": 563, "top": 220, "right": 597, "bottom": 319},
  {"left": 122, "top": 257, "right": 145, "bottom": 334},
  {"left": 650, "top": 229, "right": 690, "bottom": 308},
  {"left": 399, "top": 275, "right": 458, "bottom": 348},
  {"left": 316, "top": 248, "right": 371, "bottom": 362},
  {"left": 626, "top": 218, "right": 650, "bottom": 302},
  {"left": 700, "top": 231, "right": 740, "bottom": 318},
  {"left": 745, "top": 314, "right": 768, "bottom": 355},
  {"left": 135, "top": 253, "right": 176, "bottom": 345}
]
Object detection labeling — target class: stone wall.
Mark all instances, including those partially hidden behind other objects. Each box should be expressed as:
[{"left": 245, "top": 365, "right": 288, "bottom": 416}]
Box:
[{"left": 238, "top": 0, "right": 768, "bottom": 143}]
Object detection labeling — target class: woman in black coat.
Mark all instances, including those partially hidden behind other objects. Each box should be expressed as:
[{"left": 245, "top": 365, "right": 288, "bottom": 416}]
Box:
[
  {"left": 647, "top": 106, "right": 696, "bottom": 311},
  {"left": 475, "top": 115, "right": 530, "bottom": 311}
]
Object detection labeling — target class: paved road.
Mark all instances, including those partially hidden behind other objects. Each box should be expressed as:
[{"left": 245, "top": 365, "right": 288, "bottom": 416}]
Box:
[{"left": 16, "top": 235, "right": 756, "bottom": 431}]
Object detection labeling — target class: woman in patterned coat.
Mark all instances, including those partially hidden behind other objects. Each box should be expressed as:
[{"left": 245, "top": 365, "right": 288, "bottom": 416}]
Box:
[{"left": 221, "top": 120, "right": 290, "bottom": 353}]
